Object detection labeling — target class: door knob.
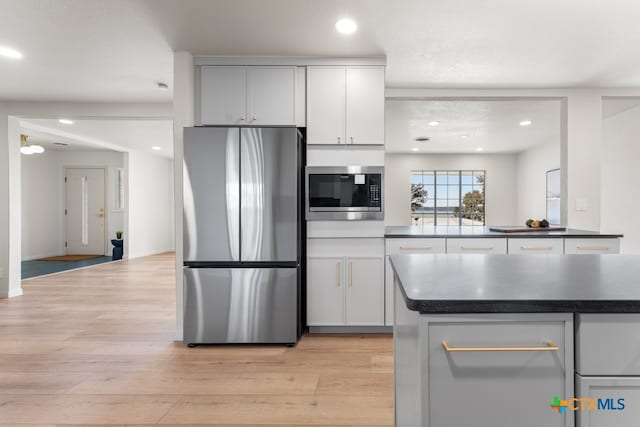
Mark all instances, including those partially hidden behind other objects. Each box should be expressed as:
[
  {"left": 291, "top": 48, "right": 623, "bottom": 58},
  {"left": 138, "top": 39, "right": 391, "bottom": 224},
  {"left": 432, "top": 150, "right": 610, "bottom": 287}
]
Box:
[
  {"left": 240, "top": 116, "right": 245, "bottom": 121},
  {"left": 337, "top": 136, "right": 342, "bottom": 144},
  {"left": 349, "top": 137, "right": 354, "bottom": 144},
  {"left": 252, "top": 116, "right": 257, "bottom": 121}
]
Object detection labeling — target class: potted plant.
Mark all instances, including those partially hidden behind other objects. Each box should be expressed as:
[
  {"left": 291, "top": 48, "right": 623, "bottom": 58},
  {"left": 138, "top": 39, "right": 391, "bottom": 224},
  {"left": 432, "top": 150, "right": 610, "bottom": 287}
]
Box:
[{"left": 116, "top": 230, "right": 123, "bottom": 239}]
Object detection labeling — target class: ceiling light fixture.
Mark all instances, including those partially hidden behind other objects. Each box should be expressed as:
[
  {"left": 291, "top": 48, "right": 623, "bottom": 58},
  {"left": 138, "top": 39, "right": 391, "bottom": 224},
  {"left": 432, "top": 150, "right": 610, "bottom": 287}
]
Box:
[
  {"left": 428, "top": 121, "right": 440, "bottom": 127},
  {"left": 157, "top": 82, "right": 169, "bottom": 91},
  {"left": 411, "top": 147, "right": 419, "bottom": 152},
  {"left": 151, "top": 146, "right": 161, "bottom": 151},
  {"left": 461, "top": 135, "right": 469, "bottom": 139},
  {"left": 475, "top": 147, "right": 484, "bottom": 152},
  {"left": 20, "top": 134, "right": 44, "bottom": 155},
  {"left": 335, "top": 18, "right": 357, "bottom": 34},
  {"left": 58, "top": 119, "right": 74, "bottom": 125},
  {"left": 519, "top": 120, "right": 532, "bottom": 126},
  {"left": 0, "top": 46, "right": 23, "bottom": 60}
]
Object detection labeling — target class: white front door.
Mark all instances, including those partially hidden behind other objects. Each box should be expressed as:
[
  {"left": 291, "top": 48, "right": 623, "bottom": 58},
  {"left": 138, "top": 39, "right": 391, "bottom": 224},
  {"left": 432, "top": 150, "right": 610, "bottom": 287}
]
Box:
[{"left": 65, "top": 168, "right": 106, "bottom": 255}]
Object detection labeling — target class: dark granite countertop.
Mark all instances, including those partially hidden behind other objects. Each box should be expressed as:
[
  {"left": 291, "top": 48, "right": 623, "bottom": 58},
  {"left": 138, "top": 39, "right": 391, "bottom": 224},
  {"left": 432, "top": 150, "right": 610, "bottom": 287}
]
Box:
[
  {"left": 384, "top": 226, "right": 623, "bottom": 239},
  {"left": 389, "top": 254, "right": 640, "bottom": 314}
]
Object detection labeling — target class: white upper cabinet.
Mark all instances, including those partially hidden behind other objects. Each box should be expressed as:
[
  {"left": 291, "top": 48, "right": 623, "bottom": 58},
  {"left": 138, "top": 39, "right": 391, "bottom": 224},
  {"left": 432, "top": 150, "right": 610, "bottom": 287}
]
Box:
[
  {"left": 307, "top": 65, "right": 385, "bottom": 145},
  {"left": 199, "top": 66, "right": 247, "bottom": 125},
  {"left": 306, "top": 67, "right": 346, "bottom": 144},
  {"left": 346, "top": 67, "right": 385, "bottom": 145},
  {"left": 198, "top": 66, "right": 297, "bottom": 126},
  {"left": 247, "top": 67, "right": 296, "bottom": 126}
]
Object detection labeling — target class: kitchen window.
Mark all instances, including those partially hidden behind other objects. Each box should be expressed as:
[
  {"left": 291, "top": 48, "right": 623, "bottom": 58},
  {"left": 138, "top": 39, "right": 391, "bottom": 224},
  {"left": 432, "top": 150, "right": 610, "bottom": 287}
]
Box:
[{"left": 411, "top": 170, "right": 485, "bottom": 226}]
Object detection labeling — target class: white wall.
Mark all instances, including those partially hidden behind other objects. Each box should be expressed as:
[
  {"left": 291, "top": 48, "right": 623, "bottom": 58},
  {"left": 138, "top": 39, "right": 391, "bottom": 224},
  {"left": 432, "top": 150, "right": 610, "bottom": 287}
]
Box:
[
  {"left": 126, "top": 149, "right": 174, "bottom": 259},
  {"left": 21, "top": 150, "right": 63, "bottom": 260},
  {"left": 385, "top": 153, "right": 518, "bottom": 226},
  {"left": 21, "top": 150, "right": 126, "bottom": 260},
  {"left": 516, "top": 141, "right": 561, "bottom": 225},
  {"left": 602, "top": 105, "right": 640, "bottom": 254}
]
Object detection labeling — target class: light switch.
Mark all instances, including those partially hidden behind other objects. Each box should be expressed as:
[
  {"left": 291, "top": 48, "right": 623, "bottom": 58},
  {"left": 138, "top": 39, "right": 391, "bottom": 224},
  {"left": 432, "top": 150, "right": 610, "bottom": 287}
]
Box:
[
  {"left": 354, "top": 174, "right": 365, "bottom": 185},
  {"left": 575, "top": 198, "right": 588, "bottom": 212}
]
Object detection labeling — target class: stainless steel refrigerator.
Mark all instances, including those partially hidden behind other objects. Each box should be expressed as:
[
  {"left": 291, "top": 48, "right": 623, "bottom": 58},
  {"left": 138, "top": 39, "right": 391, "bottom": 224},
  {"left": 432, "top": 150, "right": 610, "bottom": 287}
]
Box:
[{"left": 182, "top": 126, "right": 303, "bottom": 346}]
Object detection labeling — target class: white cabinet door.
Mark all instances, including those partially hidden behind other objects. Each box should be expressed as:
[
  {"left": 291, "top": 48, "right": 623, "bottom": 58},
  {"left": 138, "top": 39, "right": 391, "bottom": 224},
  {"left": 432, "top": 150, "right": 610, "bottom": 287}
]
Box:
[
  {"left": 447, "top": 238, "right": 508, "bottom": 254},
  {"left": 307, "top": 66, "right": 346, "bottom": 145},
  {"left": 199, "top": 66, "right": 247, "bottom": 125},
  {"left": 346, "top": 67, "right": 385, "bottom": 145},
  {"left": 508, "top": 238, "right": 564, "bottom": 254},
  {"left": 346, "top": 257, "right": 384, "bottom": 325},
  {"left": 565, "top": 238, "right": 620, "bottom": 254},
  {"left": 577, "top": 375, "right": 639, "bottom": 427},
  {"left": 247, "top": 67, "right": 296, "bottom": 126},
  {"left": 307, "top": 257, "right": 345, "bottom": 325}
]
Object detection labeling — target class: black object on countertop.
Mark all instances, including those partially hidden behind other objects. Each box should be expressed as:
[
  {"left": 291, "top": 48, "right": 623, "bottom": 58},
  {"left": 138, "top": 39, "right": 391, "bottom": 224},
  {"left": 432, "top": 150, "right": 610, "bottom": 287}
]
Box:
[{"left": 389, "top": 254, "right": 640, "bottom": 314}]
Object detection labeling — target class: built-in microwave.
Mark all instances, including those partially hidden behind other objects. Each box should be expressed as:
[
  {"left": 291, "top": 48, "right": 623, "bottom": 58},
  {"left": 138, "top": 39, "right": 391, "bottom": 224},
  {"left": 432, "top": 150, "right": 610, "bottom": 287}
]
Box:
[{"left": 305, "top": 166, "right": 384, "bottom": 220}]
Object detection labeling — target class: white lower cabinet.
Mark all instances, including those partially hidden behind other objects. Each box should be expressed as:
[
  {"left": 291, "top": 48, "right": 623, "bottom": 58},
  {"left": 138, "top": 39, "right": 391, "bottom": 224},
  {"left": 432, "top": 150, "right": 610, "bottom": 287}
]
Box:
[
  {"left": 565, "top": 238, "right": 620, "bottom": 254},
  {"left": 307, "top": 257, "right": 344, "bottom": 325},
  {"left": 508, "top": 238, "right": 564, "bottom": 254},
  {"left": 576, "top": 375, "right": 640, "bottom": 427},
  {"left": 307, "top": 238, "right": 384, "bottom": 326},
  {"left": 447, "top": 237, "right": 508, "bottom": 254},
  {"left": 423, "top": 314, "right": 574, "bottom": 427},
  {"left": 575, "top": 314, "right": 640, "bottom": 426}
]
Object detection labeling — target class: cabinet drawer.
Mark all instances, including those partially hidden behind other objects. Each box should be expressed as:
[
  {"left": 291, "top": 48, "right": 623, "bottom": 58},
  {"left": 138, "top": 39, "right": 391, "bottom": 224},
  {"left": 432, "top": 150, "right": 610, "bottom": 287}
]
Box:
[
  {"left": 446, "top": 238, "right": 507, "bottom": 254},
  {"left": 576, "top": 375, "right": 639, "bottom": 427},
  {"left": 385, "top": 238, "right": 446, "bottom": 255},
  {"left": 426, "top": 314, "right": 573, "bottom": 427},
  {"left": 508, "top": 238, "right": 564, "bottom": 254},
  {"left": 565, "top": 238, "right": 620, "bottom": 254},
  {"left": 576, "top": 314, "right": 640, "bottom": 375}
]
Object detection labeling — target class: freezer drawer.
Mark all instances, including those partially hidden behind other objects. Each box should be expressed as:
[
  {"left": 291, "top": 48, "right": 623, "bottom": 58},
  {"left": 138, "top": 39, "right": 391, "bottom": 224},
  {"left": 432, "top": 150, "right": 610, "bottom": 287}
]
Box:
[{"left": 183, "top": 267, "right": 298, "bottom": 345}]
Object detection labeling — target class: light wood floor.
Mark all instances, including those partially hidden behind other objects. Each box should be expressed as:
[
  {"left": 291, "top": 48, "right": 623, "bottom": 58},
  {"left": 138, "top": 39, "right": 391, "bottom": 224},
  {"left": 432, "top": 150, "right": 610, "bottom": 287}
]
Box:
[{"left": 0, "top": 253, "right": 394, "bottom": 426}]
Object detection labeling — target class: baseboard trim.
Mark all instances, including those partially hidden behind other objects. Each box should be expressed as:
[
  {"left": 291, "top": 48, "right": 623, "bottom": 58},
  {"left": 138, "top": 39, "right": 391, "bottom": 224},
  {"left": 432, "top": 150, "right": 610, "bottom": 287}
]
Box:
[
  {"left": 8, "top": 288, "right": 23, "bottom": 298},
  {"left": 308, "top": 326, "right": 392, "bottom": 334}
]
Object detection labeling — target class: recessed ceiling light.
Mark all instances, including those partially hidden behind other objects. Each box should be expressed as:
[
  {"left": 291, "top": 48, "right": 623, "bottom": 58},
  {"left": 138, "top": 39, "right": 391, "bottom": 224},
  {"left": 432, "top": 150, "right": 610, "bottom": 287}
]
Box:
[
  {"left": 519, "top": 120, "right": 532, "bottom": 126},
  {"left": 58, "top": 119, "right": 74, "bottom": 125},
  {"left": 20, "top": 146, "right": 34, "bottom": 155},
  {"left": 428, "top": 121, "right": 440, "bottom": 127},
  {"left": 151, "top": 146, "right": 161, "bottom": 151},
  {"left": 0, "top": 46, "right": 23, "bottom": 60},
  {"left": 335, "top": 18, "right": 357, "bottom": 34},
  {"left": 157, "top": 82, "right": 169, "bottom": 91},
  {"left": 414, "top": 136, "right": 430, "bottom": 142},
  {"left": 411, "top": 147, "right": 419, "bottom": 152},
  {"left": 461, "top": 135, "right": 469, "bottom": 139},
  {"left": 475, "top": 147, "right": 484, "bottom": 152}
]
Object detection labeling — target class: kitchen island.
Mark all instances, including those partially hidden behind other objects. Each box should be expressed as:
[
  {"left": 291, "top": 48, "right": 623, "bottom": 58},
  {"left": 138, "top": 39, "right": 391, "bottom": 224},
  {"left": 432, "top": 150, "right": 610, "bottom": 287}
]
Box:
[{"left": 390, "top": 254, "right": 640, "bottom": 427}]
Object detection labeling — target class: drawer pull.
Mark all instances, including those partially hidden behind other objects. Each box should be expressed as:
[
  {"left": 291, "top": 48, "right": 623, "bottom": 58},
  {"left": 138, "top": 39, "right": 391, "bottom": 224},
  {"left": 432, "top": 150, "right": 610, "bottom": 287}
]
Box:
[
  {"left": 441, "top": 341, "right": 558, "bottom": 352},
  {"left": 576, "top": 245, "right": 609, "bottom": 251},
  {"left": 460, "top": 246, "right": 494, "bottom": 251},
  {"left": 520, "top": 246, "right": 554, "bottom": 251},
  {"left": 399, "top": 246, "right": 433, "bottom": 251}
]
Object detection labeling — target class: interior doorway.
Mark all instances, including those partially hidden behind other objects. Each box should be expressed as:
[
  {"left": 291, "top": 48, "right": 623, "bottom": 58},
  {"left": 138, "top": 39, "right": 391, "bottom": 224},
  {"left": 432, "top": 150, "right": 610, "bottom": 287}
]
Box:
[{"left": 64, "top": 167, "right": 106, "bottom": 255}]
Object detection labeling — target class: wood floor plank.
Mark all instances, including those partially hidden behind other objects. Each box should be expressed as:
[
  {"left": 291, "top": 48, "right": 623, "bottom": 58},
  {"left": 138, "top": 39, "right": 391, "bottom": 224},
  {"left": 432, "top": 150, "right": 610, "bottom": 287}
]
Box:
[{"left": 0, "top": 253, "right": 393, "bottom": 425}]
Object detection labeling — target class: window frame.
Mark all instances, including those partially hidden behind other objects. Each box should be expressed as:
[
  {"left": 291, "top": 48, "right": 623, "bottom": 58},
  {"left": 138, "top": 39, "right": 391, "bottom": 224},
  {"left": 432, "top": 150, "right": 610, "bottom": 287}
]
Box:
[{"left": 410, "top": 169, "right": 486, "bottom": 227}]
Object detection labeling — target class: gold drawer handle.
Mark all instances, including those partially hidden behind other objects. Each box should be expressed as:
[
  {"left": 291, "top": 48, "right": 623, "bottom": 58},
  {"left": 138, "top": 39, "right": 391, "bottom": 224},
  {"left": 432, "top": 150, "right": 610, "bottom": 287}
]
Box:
[
  {"left": 576, "top": 246, "right": 609, "bottom": 251},
  {"left": 460, "top": 246, "right": 494, "bottom": 251},
  {"left": 520, "top": 246, "right": 553, "bottom": 251},
  {"left": 442, "top": 341, "right": 558, "bottom": 352},
  {"left": 399, "top": 246, "right": 433, "bottom": 251}
]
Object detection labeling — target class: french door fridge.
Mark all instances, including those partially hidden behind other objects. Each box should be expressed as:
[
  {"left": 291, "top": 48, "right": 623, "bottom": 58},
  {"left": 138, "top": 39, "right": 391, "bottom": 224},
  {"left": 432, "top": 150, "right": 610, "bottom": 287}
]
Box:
[{"left": 183, "top": 126, "right": 303, "bottom": 345}]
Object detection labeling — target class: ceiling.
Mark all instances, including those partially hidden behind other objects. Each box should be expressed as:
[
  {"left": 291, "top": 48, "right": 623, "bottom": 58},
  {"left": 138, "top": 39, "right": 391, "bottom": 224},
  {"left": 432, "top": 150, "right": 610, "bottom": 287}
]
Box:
[
  {"left": 20, "top": 119, "right": 174, "bottom": 158},
  {"left": 20, "top": 128, "right": 107, "bottom": 152},
  {"left": 2, "top": 0, "right": 640, "bottom": 102},
  {"left": 385, "top": 99, "right": 561, "bottom": 154}
]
